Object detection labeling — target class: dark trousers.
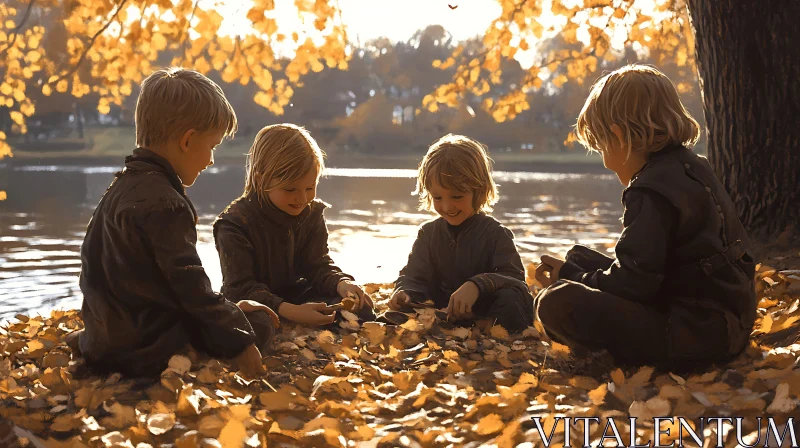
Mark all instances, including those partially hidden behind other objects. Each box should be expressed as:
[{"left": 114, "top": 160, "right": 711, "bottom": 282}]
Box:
[
  {"left": 534, "top": 280, "right": 731, "bottom": 369},
  {"left": 187, "top": 309, "right": 276, "bottom": 357},
  {"left": 412, "top": 285, "right": 533, "bottom": 334},
  {"left": 471, "top": 286, "right": 534, "bottom": 334}
]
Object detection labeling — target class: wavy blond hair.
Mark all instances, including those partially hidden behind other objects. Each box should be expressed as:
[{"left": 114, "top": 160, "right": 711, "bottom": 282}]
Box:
[
  {"left": 243, "top": 124, "right": 326, "bottom": 205},
  {"left": 135, "top": 67, "right": 237, "bottom": 148},
  {"left": 575, "top": 64, "right": 700, "bottom": 158},
  {"left": 415, "top": 134, "right": 498, "bottom": 213}
]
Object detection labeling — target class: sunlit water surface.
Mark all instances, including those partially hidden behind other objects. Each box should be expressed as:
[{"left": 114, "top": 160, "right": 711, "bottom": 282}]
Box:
[{"left": 0, "top": 164, "right": 623, "bottom": 321}]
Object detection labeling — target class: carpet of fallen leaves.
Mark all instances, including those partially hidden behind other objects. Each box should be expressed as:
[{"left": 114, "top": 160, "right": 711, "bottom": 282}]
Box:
[{"left": 2, "top": 259, "right": 800, "bottom": 448}]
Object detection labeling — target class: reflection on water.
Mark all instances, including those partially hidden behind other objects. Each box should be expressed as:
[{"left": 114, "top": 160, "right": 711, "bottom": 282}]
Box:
[{"left": 0, "top": 164, "right": 623, "bottom": 321}]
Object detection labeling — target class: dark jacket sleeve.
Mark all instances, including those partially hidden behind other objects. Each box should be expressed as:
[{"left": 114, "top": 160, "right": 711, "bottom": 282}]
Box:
[
  {"left": 300, "top": 212, "right": 354, "bottom": 297},
  {"left": 137, "top": 206, "right": 255, "bottom": 358},
  {"left": 214, "top": 219, "right": 285, "bottom": 312},
  {"left": 395, "top": 226, "right": 435, "bottom": 295},
  {"left": 559, "top": 188, "right": 676, "bottom": 302},
  {"left": 559, "top": 245, "right": 615, "bottom": 279},
  {"left": 469, "top": 226, "right": 527, "bottom": 304}
]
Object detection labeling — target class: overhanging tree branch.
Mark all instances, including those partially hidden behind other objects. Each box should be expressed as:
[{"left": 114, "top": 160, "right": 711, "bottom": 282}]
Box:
[
  {"left": 0, "top": 0, "right": 37, "bottom": 61},
  {"left": 50, "top": 0, "right": 129, "bottom": 84}
]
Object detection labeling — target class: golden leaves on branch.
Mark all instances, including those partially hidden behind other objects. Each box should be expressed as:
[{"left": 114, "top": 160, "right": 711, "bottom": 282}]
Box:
[
  {"left": 0, "top": 0, "right": 349, "bottom": 159},
  {"left": 426, "top": 0, "right": 696, "bottom": 123}
]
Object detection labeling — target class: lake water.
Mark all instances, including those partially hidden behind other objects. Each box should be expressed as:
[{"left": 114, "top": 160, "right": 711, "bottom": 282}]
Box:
[{"left": 0, "top": 162, "right": 623, "bottom": 322}]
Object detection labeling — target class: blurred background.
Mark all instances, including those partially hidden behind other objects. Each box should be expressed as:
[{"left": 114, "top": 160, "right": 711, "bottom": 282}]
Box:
[{"left": 0, "top": 0, "right": 702, "bottom": 320}]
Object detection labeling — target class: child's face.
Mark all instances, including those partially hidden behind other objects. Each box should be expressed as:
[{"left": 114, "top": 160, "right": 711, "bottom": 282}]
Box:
[
  {"left": 267, "top": 168, "right": 318, "bottom": 216},
  {"left": 428, "top": 181, "right": 475, "bottom": 226},
  {"left": 599, "top": 140, "right": 626, "bottom": 173},
  {"left": 175, "top": 128, "right": 224, "bottom": 187}
]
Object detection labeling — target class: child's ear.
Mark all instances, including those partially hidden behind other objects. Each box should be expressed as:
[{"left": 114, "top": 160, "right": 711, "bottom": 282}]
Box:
[
  {"left": 179, "top": 129, "right": 198, "bottom": 153},
  {"left": 610, "top": 124, "right": 624, "bottom": 144}
]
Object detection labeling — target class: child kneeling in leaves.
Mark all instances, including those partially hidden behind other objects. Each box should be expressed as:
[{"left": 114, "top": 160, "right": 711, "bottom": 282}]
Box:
[
  {"left": 534, "top": 65, "right": 756, "bottom": 370},
  {"left": 389, "top": 134, "right": 534, "bottom": 334},
  {"left": 76, "top": 68, "right": 277, "bottom": 378},
  {"left": 214, "top": 124, "right": 375, "bottom": 328}
]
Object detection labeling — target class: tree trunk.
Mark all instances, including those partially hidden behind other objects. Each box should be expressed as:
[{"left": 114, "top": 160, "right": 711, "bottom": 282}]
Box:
[{"left": 686, "top": 0, "right": 800, "bottom": 242}]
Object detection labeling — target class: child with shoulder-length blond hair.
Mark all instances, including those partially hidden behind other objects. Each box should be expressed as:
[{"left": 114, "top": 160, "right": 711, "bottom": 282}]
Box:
[
  {"left": 534, "top": 64, "right": 756, "bottom": 370},
  {"left": 214, "top": 124, "right": 375, "bottom": 327},
  {"left": 389, "top": 134, "right": 534, "bottom": 333}
]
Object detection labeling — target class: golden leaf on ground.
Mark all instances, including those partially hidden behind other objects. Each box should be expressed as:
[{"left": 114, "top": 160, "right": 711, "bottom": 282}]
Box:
[
  {"left": 518, "top": 372, "right": 538, "bottom": 387},
  {"left": 177, "top": 385, "right": 201, "bottom": 416},
  {"left": 167, "top": 355, "right": 192, "bottom": 375},
  {"left": 760, "top": 313, "right": 773, "bottom": 333},
  {"left": 668, "top": 372, "right": 686, "bottom": 385},
  {"left": 300, "top": 348, "right": 317, "bottom": 361},
  {"left": 490, "top": 325, "right": 510, "bottom": 340},
  {"left": 610, "top": 368, "right": 625, "bottom": 385},
  {"left": 629, "top": 397, "right": 670, "bottom": 420},
  {"left": 217, "top": 419, "right": 247, "bottom": 448},
  {"left": 361, "top": 322, "right": 387, "bottom": 346},
  {"left": 766, "top": 383, "right": 796, "bottom": 413},
  {"left": 99, "top": 431, "right": 133, "bottom": 447},
  {"left": 199, "top": 414, "right": 226, "bottom": 438},
  {"left": 147, "top": 413, "right": 176, "bottom": 435},
  {"left": 474, "top": 413, "right": 504, "bottom": 435},
  {"left": 50, "top": 414, "right": 82, "bottom": 432},
  {"left": 588, "top": 383, "right": 607, "bottom": 406},
  {"left": 101, "top": 402, "right": 136, "bottom": 429}
]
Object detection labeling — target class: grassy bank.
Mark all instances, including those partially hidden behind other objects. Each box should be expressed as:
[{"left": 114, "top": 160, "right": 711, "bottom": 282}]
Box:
[{"left": 7, "top": 127, "right": 605, "bottom": 170}]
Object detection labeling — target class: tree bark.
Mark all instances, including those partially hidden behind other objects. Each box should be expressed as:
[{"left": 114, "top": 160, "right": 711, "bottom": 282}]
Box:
[{"left": 686, "top": 0, "right": 800, "bottom": 242}]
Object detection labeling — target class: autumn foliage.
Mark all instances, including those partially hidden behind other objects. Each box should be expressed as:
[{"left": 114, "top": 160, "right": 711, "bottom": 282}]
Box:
[
  {"left": 0, "top": 0, "right": 348, "bottom": 163},
  {"left": 0, "top": 0, "right": 697, "bottom": 158}
]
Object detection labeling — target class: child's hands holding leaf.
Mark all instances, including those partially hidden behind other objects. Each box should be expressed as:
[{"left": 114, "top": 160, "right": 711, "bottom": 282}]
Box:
[
  {"left": 337, "top": 280, "right": 374, "bottom": 310},
  {"left": 278, "top": 302, "right": 336, "bottom": 326},
  {"left": 447, "top": 281, "right": 479, "bottom": 320},
  {"left": 535, "top": 254, "right": 565, "bottom": 288}
]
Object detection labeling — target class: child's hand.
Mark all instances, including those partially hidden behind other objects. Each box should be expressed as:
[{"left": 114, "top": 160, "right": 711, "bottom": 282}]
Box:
[
  {"left": 535, "top": 255, "right": 565, "bottom": 288},
  {"left": 447, "top": 281, "right": 479, "bottom": 320},
  {"left": 237, "top": 300, "right": 280, "bottom": 328},
  {"left": 278, "top": 302, "right": 336, "bottom": 326},
  {"left": 336, "top": 280, "right": 374, "bottom": 310},
  {"left": 388, "top": 290, "right": 411, "bottom": 310},
  {"left": 234, "top": 343, "right": 266, "bottom": 378}
]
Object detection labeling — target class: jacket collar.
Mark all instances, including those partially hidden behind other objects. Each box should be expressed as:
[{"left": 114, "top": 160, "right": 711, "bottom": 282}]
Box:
[
  {"left": 122, "top": 148, "right": 198, "bottom": 222},
  {"left": 123, "top": 148, "right": 185, "bottom": 195},
  {"left": 444, "top": 212, "right": 480, "bottom": 242},
  {"left": 629, "top": 144, "right": 686, "bottom": 185},
  {"left": 243, "top": 192, "right": 315, "bottom": 230}
]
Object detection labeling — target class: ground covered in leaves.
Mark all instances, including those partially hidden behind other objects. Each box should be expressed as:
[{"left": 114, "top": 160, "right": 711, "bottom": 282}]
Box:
[{"left": 2, "top": 257, "right": 800, "bottom": 448}]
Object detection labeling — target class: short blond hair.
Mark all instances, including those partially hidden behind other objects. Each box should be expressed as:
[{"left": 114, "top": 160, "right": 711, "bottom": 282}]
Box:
[
  {"left": 243, "top": 124, "right": 326, "bottom": 205},
  {"left": 415, "top": 134, "right": 498, "bottom": 213},
  {"left": 575, "top": 64, "right": 700, "bottom": 158},
  {"left": 135, "top": 67, "right": 237, "bottom": 148}
]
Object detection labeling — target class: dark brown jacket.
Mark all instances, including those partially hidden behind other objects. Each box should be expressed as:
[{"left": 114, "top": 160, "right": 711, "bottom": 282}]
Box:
[
  {"left": 395, "top": 213, "right": 529, "bottom": 309},
  {"left": 213, "top": 195, "right": 353, "bottom": 312},
  {"left": 79, "top": 149, "right": 256, "bottom": 376},
  {"left": 559, "top": 145, "right": 757, "bottom": 355}
]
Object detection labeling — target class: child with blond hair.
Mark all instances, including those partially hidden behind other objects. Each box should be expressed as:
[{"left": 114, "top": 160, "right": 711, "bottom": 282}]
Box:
[
  {"left": 389, "top": 134, "right": 534, "bottom": 333},
  {"left": 76, "top": 68, "right": 277, "bottom": 378},
  {"left": 214, "top": 124, "right": 375, "bottom": 327},
  {"left": 534, "top": 65, "right": 756, "bottom": 369}
]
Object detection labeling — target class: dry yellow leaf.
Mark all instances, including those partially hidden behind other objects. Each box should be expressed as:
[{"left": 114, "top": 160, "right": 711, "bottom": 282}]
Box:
[
  {"left": 147, "top": 413, "right": 177, "bottom": 435},
  {"left": 588, "top": 383, "right": 607, "bottom": 406},
  {"left": 474, "top": 413, "right": 504, "bottom": 435}
]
